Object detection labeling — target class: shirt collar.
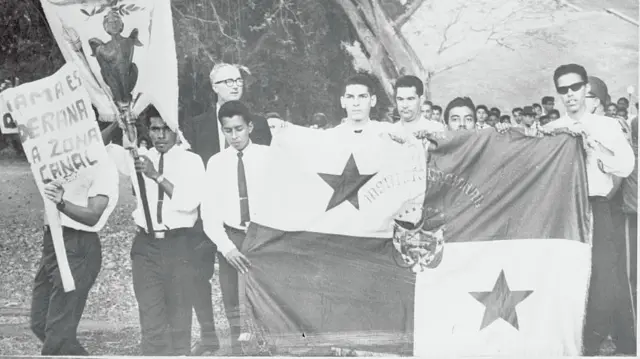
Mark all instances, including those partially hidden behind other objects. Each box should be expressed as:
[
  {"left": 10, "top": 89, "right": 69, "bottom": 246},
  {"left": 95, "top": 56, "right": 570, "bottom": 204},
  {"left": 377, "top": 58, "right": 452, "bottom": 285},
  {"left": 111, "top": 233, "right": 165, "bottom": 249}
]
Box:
[
  {"left": 150, "top": 144, "right": 179, "bottom": 157},
  {"left": 228, "top": 140, "right": 253, "bottom": 156}
]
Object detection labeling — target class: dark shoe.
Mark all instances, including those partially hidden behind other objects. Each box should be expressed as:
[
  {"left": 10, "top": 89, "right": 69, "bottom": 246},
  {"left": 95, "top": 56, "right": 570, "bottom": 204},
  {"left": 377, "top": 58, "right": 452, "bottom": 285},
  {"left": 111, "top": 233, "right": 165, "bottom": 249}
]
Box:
[{"left": 191, "top": 339, "right": 220, "bottom": 356}]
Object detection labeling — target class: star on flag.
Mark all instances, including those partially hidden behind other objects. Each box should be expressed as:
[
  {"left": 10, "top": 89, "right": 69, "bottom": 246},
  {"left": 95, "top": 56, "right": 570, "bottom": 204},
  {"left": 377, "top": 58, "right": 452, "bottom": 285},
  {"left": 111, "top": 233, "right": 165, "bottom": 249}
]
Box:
[
  {"left": 318, "top": 154, "right": 376, "bottom": 211},
  {"left": 469, "top": 269, "right": 533, "bottom": 331}
]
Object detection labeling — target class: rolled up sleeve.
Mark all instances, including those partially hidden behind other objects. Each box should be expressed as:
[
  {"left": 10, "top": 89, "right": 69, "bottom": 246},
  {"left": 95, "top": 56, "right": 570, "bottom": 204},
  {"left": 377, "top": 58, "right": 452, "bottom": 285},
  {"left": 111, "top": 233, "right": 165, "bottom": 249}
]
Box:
[{"left": 594, "top": 125, "right": 635, "bottom": 178}]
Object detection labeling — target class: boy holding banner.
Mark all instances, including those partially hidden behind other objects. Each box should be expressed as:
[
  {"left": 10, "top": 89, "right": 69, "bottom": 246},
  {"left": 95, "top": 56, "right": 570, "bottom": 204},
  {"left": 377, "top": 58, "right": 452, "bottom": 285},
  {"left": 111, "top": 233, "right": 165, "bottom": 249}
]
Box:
[
  {"left": 32, "top": 162, "right": 119, "bottom": 356},
  {"left": 0, "top": 63, "right": 123, "bottom": 356},
  {"left": 129, "top": 106, "right": 204, "bottom": 356}
]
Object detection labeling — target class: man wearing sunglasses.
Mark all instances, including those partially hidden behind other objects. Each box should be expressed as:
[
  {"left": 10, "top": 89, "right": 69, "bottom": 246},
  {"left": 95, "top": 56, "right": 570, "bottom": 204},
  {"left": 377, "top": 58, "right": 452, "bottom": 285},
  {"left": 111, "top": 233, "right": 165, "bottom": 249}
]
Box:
[
  {"left": 180, "top": 63, "right": 272, "bottom": 356},
  {"left": 544, "top": 64, "right": 635, "bottom": 355}
]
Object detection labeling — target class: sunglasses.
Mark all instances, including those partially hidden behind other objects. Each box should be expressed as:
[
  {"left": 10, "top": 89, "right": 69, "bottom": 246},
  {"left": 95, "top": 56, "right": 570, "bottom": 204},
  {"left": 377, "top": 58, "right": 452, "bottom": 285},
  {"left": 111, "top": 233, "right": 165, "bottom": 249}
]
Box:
[{"left": 556, "top": 81, "right": 585, "bottom": 95}]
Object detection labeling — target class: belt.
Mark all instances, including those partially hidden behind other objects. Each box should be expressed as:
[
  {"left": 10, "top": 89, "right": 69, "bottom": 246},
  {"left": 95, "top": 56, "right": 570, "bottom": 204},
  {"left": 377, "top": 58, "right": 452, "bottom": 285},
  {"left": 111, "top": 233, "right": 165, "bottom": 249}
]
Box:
[
  {"left": 43, "top": 225, "right": 91, "bottom": 235},
  {"left": 589, "top": 196, "right": 610, "bottom": 203},
  {"left": 137, "top": 226, "right": 191, "bottom": 240}
]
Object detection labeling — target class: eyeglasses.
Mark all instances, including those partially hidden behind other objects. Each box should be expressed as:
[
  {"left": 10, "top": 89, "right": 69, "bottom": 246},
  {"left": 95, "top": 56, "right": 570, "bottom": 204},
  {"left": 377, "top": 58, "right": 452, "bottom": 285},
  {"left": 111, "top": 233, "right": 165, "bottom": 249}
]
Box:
[
  {"left": 556, "top": 81, "right": 585, "bottom": 95},
  {"left": 214, "top": 78, "right": 244, "bottom": 87}
]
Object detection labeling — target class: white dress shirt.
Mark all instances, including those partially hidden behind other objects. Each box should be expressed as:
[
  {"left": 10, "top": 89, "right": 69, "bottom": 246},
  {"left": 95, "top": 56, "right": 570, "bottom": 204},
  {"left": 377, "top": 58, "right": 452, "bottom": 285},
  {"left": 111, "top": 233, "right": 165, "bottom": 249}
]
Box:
[
  {"left": 202, "top": 142, "right": 271, "bottom": 255},
  {"left": 132, "top": 146, "right": 205, "bottom": 231},
  {"left": 57, "top": 160, "right": 119, "bottom": 232},
  {"left": 394, "top": 117, "right": 445, "bottom": 136},
  {"left": 333, "top": 118, "right": 395, "bottom": 135},
  {"left": 544, "top": 112, "right": 634, "bottom": 197}
]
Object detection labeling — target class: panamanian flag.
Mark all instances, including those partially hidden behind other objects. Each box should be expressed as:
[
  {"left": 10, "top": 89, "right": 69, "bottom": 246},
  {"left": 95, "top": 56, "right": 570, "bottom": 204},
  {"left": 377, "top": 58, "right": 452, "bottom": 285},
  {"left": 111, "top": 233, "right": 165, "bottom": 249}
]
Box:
[{"left": 240, "top": 124, "right": 591, "bottom": 356}]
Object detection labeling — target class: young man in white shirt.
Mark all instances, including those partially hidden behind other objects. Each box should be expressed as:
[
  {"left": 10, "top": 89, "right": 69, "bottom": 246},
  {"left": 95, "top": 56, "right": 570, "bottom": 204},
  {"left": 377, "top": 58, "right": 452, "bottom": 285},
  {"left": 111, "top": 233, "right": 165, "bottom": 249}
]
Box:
[
  {"left": 393, "top": 75, "right": 445, "bottom": 136},
  {"left": 201, "top": 100, "right": 270, "bottom": 355},
  {"left": 543, "top": 64, "right": 635, "bottom": 355},
  {"left": 181, "top": 64, "right": 272, "bottom": 355},
  {"left": 31, "top": 159, "right": 119, "bottom": 355},
  {"left": 130, "top": 106, "right": 206, "bottom": 355},
  {"left": 334, "top": 73, "right": 395, "bottom": 135}
]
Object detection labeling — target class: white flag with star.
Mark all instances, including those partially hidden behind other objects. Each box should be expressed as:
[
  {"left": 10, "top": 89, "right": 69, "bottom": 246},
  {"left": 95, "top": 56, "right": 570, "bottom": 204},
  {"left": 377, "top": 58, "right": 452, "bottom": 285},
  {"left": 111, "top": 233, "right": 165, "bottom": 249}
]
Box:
[
  {"left": 254, "top": 122, "right": 427, "bottom": 237},
  {"left": 414, "top": 238, "right": 590, "bottom": 356}
]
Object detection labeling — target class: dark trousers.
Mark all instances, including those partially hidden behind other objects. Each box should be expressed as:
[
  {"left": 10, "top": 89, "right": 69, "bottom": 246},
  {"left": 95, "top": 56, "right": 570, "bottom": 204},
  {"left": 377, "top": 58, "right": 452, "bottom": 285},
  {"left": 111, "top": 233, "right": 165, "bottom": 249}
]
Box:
[
  {"left": 30, "top": 226, "right": 102, "bottom": 356},
  {"left": 583, "top": 198, "right": 636, "bottom": 355},
  {"left": 131, "top": 228, "right": 195, "bottom": 356},
  {"left": 190, "top": 229, "right": 218, "bottom": 344},
  {"left": 625, "top": 214, "right": 637, "bottom": 313},
  {"left": 218, "top": 226, "right": 246, "bottom": 354}
]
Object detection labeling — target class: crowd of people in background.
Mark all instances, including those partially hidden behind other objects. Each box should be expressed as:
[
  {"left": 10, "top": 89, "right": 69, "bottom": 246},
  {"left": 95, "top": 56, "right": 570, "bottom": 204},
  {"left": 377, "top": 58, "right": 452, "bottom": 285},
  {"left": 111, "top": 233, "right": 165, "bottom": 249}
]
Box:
[{"left": 290, "top": 76, "right": 637, "bottom": 139}]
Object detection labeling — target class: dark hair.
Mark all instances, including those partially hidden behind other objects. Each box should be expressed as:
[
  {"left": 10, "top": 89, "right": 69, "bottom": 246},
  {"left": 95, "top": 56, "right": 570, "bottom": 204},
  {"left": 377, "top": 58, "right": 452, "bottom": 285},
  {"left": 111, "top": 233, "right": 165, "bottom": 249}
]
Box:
[
  {"left": 218, "top": 100, "right": 252, "bottom": 125},
  {"left": 553, "top": 63, "right": 588, "bottom": 87},
  {"left": 423, "top": 100, "right": 433, "bottom": 107},
  {"left": 541, "top": 96, "right": 554, "bottom": 104},
  {"left": 476, "top": 105, "right": 488, "bottom": 112},
  {"left": 490, "top": 107, "right": 501, "bottom": 116},
  {"left": 343, "top": 73, "right": 376, "bottom": 96},
  {"left": 532, "top": 103, "right": 542, "bottom": 109},
  {"left": 500, "top": 115, "right": 511, "bottom": 122},
  {"left": 444, "top": 97, "right": 476, "bottom": 125},
  {"left": 394, "top": 75, "right": 424, "bottom": 97},
  {"left": 549, "top": 109, "right": 560, "bottom": 117},
  {"left": 432, "top": 105, "right": 442, "bottom": 113},
  {"left": 618, "top": 97, "right": 630, "bottom": 105},
  {"left": 512, "top": 107, "right": 523, "bottom": 114},
  {"left": 141, "top": 105, "right": 162, "bottom": 128}
]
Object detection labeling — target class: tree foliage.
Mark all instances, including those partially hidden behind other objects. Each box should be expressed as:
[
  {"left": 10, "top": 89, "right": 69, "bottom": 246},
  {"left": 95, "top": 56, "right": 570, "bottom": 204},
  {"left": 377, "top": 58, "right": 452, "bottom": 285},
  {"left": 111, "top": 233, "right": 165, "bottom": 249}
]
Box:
[
  {"left": 0, "top": 0, "right": 64, "bottom": 82},
  {"left": 173, "top": 0, "right": 378, "bottom": 126}
]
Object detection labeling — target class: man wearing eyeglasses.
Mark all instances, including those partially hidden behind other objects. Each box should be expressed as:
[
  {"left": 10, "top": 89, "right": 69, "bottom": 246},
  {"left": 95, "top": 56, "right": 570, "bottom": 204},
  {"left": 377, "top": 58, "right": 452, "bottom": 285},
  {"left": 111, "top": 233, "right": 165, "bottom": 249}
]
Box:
[
  {"left": 544, "top": 64, "right": 635, "bottom": 355},
  {"left": 180, "top": 62, "right": 271, "bottom": 356}
]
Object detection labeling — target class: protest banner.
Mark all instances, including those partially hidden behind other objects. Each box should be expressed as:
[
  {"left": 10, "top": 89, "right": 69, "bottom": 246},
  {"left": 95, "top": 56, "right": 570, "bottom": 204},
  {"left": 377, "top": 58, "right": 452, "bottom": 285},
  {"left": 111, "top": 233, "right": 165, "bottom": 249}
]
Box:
[
  {"left": 0, "top": 105, "right": 18, "bottom": 135},
  {"left": 41, "top": 0, "right": 181, "bottom": 233},
  {"left": 0, "top": 63, "right": 109, "bottom": 292}
]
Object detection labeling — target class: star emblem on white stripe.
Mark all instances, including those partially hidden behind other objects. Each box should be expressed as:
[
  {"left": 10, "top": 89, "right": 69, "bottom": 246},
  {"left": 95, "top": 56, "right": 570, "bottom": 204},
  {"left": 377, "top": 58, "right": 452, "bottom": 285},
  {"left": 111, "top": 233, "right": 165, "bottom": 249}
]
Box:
[{"left": 469, "top": 269, "right": 533, "bottom": 331}]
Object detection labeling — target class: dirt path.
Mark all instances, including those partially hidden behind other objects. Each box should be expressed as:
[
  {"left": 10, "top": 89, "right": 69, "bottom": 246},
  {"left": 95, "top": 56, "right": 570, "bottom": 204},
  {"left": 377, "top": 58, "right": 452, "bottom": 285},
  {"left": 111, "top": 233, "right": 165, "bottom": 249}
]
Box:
[{"left": 0, "top": 306, "right": 128, "bottom": 336}]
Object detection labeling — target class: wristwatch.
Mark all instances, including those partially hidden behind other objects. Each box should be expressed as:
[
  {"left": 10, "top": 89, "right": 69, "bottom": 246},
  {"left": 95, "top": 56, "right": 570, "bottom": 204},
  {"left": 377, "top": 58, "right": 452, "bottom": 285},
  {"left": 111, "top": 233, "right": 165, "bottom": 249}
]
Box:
[
  {"left": 56, "top": 199, "right": 66, "bottom": 211},
  {"left": 155, "top": 174, "right": 165, "bottom": 183}
]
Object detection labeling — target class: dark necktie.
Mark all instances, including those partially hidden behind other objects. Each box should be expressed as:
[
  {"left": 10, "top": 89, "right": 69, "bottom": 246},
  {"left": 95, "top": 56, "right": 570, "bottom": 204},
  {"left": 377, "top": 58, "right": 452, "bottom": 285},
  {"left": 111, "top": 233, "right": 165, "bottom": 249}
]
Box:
[
  {"left": 156, "top": 153, "right": 164, "bottom": 226},
  {"left": 237, "top": 151, "right": 250, "bottom": 226}
]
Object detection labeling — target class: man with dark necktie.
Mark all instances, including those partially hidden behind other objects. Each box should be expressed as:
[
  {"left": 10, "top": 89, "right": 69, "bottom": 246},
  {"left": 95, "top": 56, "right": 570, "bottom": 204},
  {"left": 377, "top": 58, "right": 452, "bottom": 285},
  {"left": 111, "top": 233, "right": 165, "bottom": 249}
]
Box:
[
  {"left": 181, "top": 63, "right": 272, "bottom": 355},
  {"left": 130, "top": 106, "right": 206, "bottom": 355},
  {"left": 201, "top": 100, "right": 273, "bottom": 355}
]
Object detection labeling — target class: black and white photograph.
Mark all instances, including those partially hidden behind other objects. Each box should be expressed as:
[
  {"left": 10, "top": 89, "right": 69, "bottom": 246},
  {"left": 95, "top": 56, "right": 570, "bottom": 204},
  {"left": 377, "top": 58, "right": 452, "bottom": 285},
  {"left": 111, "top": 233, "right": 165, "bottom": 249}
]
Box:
[{"left": 0, "top": 0, "right": 637, "bottom": 357}]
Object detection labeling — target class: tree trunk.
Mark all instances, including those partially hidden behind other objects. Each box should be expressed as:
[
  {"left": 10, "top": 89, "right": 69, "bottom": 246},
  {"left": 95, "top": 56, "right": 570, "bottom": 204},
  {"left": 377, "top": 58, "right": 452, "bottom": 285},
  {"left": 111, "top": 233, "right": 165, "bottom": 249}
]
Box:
[
  {"left": 335, "top": 0, "right": 397, "bottom": 98},
  {"left": 333, "top": 0, "right": 430, "bottom": 99}
]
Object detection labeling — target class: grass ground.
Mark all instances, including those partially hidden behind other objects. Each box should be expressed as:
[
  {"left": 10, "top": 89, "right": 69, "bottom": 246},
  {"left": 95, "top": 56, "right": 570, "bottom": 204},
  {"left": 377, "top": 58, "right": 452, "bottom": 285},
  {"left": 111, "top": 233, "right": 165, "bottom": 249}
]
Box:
[{"left": 0, "top": 149, "right": 231, "bottom": 355}]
